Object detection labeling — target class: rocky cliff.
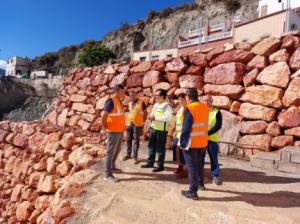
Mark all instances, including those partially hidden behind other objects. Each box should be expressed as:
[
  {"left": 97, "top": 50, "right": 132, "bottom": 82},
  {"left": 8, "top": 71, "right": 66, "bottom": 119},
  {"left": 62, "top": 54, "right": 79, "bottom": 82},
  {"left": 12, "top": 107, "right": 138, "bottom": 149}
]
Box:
[{"left": 33, "top": 0, "right": 259, "bottom": 74}]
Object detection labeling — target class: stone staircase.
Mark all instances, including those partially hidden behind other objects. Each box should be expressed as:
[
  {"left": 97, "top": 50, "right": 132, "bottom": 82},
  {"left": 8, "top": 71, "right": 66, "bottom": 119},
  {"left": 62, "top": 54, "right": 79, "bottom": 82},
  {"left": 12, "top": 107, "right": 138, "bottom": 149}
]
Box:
[{"left": 250, "top": 146, "right": 300, "bottom": 174}]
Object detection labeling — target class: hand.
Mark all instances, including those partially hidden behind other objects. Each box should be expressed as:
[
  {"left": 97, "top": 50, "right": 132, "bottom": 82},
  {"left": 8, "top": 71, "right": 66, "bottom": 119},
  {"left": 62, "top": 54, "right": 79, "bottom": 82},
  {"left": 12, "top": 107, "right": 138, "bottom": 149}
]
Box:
[{"left": 149, "top": 115, "right": 155, "bottom": 121}]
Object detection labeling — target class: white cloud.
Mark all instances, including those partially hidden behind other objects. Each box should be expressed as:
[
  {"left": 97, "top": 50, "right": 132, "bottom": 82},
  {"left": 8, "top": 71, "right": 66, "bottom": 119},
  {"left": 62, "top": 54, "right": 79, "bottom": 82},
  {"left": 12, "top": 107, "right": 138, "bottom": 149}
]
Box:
[{"left": 0, "top": 60, "right": 7, "bottom": 69}]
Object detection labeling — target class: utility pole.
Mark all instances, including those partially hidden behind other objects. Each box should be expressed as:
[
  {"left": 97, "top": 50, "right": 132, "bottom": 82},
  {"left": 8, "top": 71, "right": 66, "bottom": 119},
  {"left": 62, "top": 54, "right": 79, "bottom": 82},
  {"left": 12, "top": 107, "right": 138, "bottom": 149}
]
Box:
[{"left": 285, "top": 0, "right": 291, "bottom": 32}]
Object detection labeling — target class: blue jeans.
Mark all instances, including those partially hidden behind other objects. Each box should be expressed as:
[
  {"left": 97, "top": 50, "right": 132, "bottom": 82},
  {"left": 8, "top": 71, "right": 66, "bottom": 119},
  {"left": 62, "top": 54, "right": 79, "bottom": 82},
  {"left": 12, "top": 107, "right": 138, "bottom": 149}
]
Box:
[
  {"left": 183, "top": 149, "right": 206, "bottom": 192},
  {"left": 172, "top": 138, "right": 185, "bottom": 165},
  {"left": 205, "top": 141, "right": 220, "bottom": 178}
]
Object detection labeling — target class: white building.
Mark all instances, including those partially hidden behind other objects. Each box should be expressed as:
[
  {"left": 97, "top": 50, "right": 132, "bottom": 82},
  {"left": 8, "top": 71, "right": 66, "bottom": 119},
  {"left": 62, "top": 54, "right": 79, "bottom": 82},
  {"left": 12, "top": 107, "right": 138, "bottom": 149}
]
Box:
[
  {"left": 259, "top": 0, "right": 300, "bottom": 17},
  {"left": 5, "top": 56, "right": 31, "bottom": 77},
  {"left": 133, "top": 48, "right": 178, "bottom": 61}
]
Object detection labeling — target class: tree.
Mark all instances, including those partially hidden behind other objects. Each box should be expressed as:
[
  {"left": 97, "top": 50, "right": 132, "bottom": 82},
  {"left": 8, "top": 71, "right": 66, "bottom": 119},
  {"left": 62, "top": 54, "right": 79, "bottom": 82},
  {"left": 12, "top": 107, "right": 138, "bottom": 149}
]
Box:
[{"left": 79, "top": 44, "right": 116, "bottom": 67}]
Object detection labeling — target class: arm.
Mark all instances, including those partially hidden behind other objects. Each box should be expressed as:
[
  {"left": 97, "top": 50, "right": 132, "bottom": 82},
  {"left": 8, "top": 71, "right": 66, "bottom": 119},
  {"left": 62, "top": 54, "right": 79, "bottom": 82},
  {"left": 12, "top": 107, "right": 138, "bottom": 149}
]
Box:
[
  {"left": 142, "top": 103, "right": 148, "bottom": 121},
  {"left": 208, "top": 110, "right": 222, "bottom": 135},
  {"left": 101, "top": 112, "right": 109, "bottom": 129},
  {"left": 180, "top": 108, "right": 193, "bottom": 149},
  {"left": 101, "top": 99, "right": 114, "bottom": 129}
]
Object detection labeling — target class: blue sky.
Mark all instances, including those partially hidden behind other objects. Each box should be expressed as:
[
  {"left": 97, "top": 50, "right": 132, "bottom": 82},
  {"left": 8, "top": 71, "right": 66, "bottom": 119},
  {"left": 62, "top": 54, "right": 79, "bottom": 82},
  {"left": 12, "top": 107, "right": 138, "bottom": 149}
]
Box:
[{"left": 0, "top": 0, "right": 193, "bottom": 68}]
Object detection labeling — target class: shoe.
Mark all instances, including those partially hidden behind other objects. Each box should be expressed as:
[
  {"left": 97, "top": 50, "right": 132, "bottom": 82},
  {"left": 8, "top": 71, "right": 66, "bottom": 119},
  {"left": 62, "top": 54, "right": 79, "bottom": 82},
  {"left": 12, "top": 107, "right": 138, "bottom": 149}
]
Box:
[
  {"left": 212, "top": 176, "right": 220, "bottom": 185},
  {"left": 199, "top": 185, "right": 206, "bottom": 191},
  {"left": 122, "top": 155, "right": 132, "bottom": 161},
  {"left": 181, "top": 190, "right": 199, "bottom": 200},
  {"left": 133, "top": 157, "right": 139, "bottom": 165},
  {"left": 141, "top": 164, "right": 154, "bottom": 168},
  {"left": 104, "top": 175, "right": 117, "bottom": 182},
  {"left": 152, "top": 167, "right": 164, "bottom": 172},
  {"left": 112, "top": 168, "right": 122, "bottom": 173}
]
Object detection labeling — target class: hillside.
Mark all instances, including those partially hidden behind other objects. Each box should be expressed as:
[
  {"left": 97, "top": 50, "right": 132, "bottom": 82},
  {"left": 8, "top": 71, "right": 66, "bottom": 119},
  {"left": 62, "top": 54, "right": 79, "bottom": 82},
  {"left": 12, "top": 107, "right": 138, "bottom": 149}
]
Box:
[{"left": 33, "top": 0, "right": 259, "bottom": 75}]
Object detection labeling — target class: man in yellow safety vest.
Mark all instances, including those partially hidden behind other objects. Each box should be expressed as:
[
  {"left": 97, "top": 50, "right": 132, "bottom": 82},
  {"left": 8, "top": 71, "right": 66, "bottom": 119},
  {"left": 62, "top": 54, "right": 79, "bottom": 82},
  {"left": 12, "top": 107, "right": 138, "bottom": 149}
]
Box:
[
  {"left": 173, "top": 93, "right": 187, "bottom": 178},
  {"left": 123, "top": 91, "right": 147, "bottom": 164},
  {"left": 141, "top": 89, "right": 173, "bottom": 172},
  {"left": 202, "top": 95, "right": 222, "bottom": 185}
]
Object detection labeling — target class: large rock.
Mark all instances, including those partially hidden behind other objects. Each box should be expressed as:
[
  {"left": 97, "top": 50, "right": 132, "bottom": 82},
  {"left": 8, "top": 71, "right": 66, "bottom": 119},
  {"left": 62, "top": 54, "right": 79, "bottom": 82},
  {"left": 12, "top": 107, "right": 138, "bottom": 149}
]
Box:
[
  {"left": 251, "top": 37, "right": 281, "bottom": 56},
  {"left": 211, "top": 96, "right": 231, "bottom": 110},
  {"left": 206, "top": 47, "right": 224, "bottom": 61},
  {"left": 240, "top": 120, "right": 268, "bottom": 134},
  {"left": 37, "top": 175, "right": 57, "bottom": 193},
  {"left": 230, "top": 101, "right": 241, "bottom": 113},
  {"left": 210, "top": 50, "right": 254, "bottom": 67},
  {"left": 204, "top": 62, "right": 246, "bottom": 85},
  {"left": 243, "top": 68, "right": 259, "bottom": 87},
  {"left": 235, "top": 42, "right": 252, "bottom": 51},
  {"left": 151, "top": 60, "right": 165, "bottom": 72},
  {"left": 218, "top": 110, "right": 241, "bottom": 155},
  {"left": 271, "top": 135, "right": 294, "bottom": 148},
  {"left": 153, "top": 82, "right": 171, "bottom": 93},
  {"left": 92, "top": 74, "right": 109, "bottom": 86},
  {"left": 127, "top": 73, "right": 144, "bottom": 88},
  {"left": 130, "top": 61, "right": 152, "bottom": 73},
  {"left": 57, "top": 108, "right": 68, "bottom": 127},
  {"left": 247, "top": 55, "right": 268, "bottom": 70},
  {"left": 189, "top": 53, "right": 208, "bottom": 67},
  {"left": 239, "top": 85, "right": 284, "bottom": 109},
  {"left": 239, "top": 103, "right": 276, "bottom": 122},
  {"left": 165, "top": 58, "right": 187, "bottom": 73},
  {"left": 179, "top": 75, "right": 204, "bottom": 89},
  {"left": 256, "top": 62, "right": 290, "bottom": 88},
  {"left": 289, "top": 47, "right": 300, "bottom": 71},
  {"left": 203, "top": 84, "right": 244, "bottom": 99},
  {"left": 186, "top": 65, "right": 203, "bottom": 75},
  {"left": 285, "top": 127, "right": 300, "bottom": 137},
  {"left": 16, "top": 201, "right": 33, "bottom": 222},
  {"left": 266, "top": 121, "right": 281, "bottom": 136},
  {"left": 72, "top": 103, "right": 95, "bottom": 114},
  {"left": 109, "top": 73, "right": 127, "bottom": 88},
  {"left": 269, "top": 49, "right": 290, "bottom": 64},
  {"left": 281, "top": 35, "right": 300, "bottom": 50},
  {"left": 70, "top": 94, "right": 87, "bottom": 103},
  {"left": 104, "top": 65, "right": 116, "bottom": 75},
  {"left": 143, "top": 70, "right": 160, "bottom": 87},
  {"left": 166, "top": 72, "right": 180, "bottom": 83},
  {"left": 239, "top": 134, "right": 272, "bottom": 151},
  {"left": 278, "top": 107, "right": 300, "bottom": 128},
  {"left": 282, "top": 78, "right": 300, "bottom": 107}
]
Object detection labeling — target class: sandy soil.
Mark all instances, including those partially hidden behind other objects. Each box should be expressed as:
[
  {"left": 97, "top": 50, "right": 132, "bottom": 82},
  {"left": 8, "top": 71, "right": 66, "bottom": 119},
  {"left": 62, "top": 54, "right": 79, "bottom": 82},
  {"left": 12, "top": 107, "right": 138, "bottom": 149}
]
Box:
[{"left": 68, "top": 142, "right": 300, "bottom": 224}]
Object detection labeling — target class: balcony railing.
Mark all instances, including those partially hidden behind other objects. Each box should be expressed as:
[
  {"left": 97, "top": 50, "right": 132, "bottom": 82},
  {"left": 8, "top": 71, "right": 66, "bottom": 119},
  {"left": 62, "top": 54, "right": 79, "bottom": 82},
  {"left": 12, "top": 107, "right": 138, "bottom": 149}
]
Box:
[
  {"left": 178, "top": 31, "right": 233, "bottom": 48},
  {"left": 209, "top": 23, "right": 225, "bottom": 32},
  {"left": 188, "top": 28, "right": 204, "bottom": 37}
]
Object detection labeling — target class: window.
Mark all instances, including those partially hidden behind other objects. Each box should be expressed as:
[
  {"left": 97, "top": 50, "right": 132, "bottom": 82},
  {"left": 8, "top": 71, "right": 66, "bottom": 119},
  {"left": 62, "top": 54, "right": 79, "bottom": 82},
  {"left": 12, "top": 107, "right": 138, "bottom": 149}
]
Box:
[
  {"left": 139, "top": 57, "right": 146, "bottom": 62},
  {"left": 152, "top": 55, "right": 159, "bottom": 60},
  {"left": 291, "top": 24, "right": 298, "bottom": 30},
  {"left": 167, "top": 54, "right": 173, "bottom": 57}
]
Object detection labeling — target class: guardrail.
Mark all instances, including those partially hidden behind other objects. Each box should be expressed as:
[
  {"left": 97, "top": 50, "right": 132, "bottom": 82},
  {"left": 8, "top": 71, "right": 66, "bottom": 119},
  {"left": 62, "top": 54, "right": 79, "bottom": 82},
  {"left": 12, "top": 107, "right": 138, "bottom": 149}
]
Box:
[
  {"left": 205, "top": 31, "right": 233, "bottom": 42},
  {"left": 210, "top": 23, "right": 225, "bottom": 32},
  {"left": 188, "top": 28, "right": 204, "bottom": 37}
]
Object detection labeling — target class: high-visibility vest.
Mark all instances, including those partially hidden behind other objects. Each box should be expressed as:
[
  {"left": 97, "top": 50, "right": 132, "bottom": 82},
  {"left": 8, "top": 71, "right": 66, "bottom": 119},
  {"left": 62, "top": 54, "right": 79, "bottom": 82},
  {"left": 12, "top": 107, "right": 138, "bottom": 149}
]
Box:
[
  {"left": 208, "top": 107, "right": 220, "bottom": 142},
  {"left": 150, "top": 102, "right": 171, "bottom": 131},
  {"left": 106, "top": 96, "right": 126, "bottom": 132},
  {"left": 185, "top": 102, "right": 209, "bottom": 149},
  {"left": 126, "top": 100, "right": 144, "bottom": 127},
  {"left": 175, "top": 106, "right": 184, "bottom": 139}
]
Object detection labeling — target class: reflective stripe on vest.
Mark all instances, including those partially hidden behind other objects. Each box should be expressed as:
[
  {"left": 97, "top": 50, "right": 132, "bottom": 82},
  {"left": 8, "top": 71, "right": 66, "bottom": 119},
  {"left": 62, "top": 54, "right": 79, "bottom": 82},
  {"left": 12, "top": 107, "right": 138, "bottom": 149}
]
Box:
[
  {"left": 208, "top": 107, "right": 219, "bottom": 142},
  {"left": 185, "top": 102, "right": 209, "bottom": 149},
  {"left": 150, "top": 102, "right": 171, "bottom": 131},
  {"left": 175, "top": 106, "right": 184, "bottom": 139},
  {"left": 106, "top": 96, "right": 126, "bottom": 132},
  {"left": 126, "top": 100, "right": 144, "bottom": 127}
]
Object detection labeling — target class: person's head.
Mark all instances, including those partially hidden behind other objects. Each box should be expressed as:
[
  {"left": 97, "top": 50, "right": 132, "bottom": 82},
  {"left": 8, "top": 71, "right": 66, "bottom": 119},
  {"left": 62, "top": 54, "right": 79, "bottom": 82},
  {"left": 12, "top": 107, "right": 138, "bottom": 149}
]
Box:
[
  {"left": 178, "top": 93, "right": 186, "bottom": 106},
  {"left": 202, "top": 95, "right": 213, "bottom": 108},
  {"left": 186, "top": 88, "right": 198, "bottom": 104},
  {"left": 113, "top": 84, "right": 125, "bottom": 99},
  {"left": 155, "top": 89, "right": 167, "bottom": 103},
  {"left": 129, "top": 91, "right": 138, "bottom": 101}
]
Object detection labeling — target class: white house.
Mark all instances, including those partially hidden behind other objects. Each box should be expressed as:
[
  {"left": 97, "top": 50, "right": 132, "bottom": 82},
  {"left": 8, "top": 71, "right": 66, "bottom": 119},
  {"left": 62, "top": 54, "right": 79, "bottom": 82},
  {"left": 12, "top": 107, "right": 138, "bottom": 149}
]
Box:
[
  {"left": 5, "top": 56, "right": 31, "bottom": 77},
  {"left": 259, "top": 0, "right": 300, "bottom": 17}
]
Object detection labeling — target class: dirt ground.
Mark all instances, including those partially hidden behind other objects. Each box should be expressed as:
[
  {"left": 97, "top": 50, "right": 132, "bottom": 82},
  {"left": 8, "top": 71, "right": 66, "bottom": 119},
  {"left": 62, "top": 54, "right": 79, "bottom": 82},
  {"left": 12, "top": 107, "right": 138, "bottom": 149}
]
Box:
[{"left": 68, "top": 142, "right": 300, "bottom": 224}]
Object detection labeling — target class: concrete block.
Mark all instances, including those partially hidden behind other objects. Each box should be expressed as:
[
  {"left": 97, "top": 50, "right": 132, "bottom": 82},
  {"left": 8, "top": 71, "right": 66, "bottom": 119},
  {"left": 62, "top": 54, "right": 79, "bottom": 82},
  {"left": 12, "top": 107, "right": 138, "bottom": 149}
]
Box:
[
  {"left": 277, "top": 161, "right": 300, "bottom": 174},
  {"left": 280, "top": 146, "right": 300, "bottom": 163},
  {"left": 291, "top": 151, "right": 300, "bottom": 164},
  {"left": 250, "top": 153, "right": 279, "bottom": 170}
]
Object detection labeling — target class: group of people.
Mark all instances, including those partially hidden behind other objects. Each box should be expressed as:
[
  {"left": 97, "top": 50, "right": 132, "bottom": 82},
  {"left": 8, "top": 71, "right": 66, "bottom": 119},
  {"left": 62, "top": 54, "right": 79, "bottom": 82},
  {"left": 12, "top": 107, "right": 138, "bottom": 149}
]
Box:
[{"left": 101, "top": 84, "right": 223, "bottom": 200}]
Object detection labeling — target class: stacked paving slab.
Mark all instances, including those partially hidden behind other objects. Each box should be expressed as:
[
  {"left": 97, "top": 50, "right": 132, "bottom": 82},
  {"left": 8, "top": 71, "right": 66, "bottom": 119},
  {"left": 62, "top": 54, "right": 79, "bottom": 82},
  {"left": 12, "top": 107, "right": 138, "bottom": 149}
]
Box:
[{"left": 0, "top": 32, "right": 300, "bottom": 223}]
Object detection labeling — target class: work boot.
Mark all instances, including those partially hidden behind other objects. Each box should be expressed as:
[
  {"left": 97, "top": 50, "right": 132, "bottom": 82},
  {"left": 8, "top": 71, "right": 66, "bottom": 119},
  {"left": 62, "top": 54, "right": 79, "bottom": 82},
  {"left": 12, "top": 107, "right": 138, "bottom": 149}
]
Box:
[
  {"left": 173, "top": 165, "right": 183, "bottom": 174},
  {"left": 152, "top": 167, "right": 164, "bottom": 172},
  {"left": 133, "top": 157, "right": 139, "bottom": 165},
  {"left": 181, "top": 190, "right": 199, "bottom": 200},
  {"left": 212, "top": 176, "right": 220, "bottom": 185},
  {"left": 198, "top": 184, "right": 206, "bottom": 191},
  {"left": 104, "top": 175, "right": 117, "bottom": 183},
  {"left": 141, "top": 164, "right": 154, "bottom": 168},
  {"left": 122, "top": 155, "right": 132, "bottom": 161},
  {"left": 112, "top": 168, "right": 122, "bottom": 173}
]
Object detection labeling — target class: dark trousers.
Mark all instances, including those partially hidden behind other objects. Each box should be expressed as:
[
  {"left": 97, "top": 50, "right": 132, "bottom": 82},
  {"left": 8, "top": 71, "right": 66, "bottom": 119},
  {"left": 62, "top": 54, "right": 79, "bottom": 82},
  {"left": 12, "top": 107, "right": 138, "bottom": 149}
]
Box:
[
  {"left": 205, "top": 141, "right": 220, "bottom": 178},
  {"left": 172, "top": 138, "right": 185, "bottom": 165},
  {"left": 183, "top": 149, "right": 206, "bottom": 192},
  {"left": 147, "top": 128, "right": 167, "bottom": 168},
  {"left": 126, "top": 124, "right": 142, "bottom": 158}
]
